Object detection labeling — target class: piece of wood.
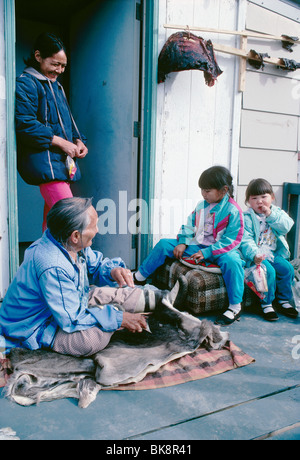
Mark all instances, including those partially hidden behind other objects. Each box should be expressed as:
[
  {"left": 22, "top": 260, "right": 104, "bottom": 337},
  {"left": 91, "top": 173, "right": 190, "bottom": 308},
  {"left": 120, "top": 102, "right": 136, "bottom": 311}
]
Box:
[
  {"left": 239, "top": 35, "right": 248, "bottom": 92},
  {"left": 240, "top": 111, "right": 298, "bottom": 151},
  {"left": 212, "top": 42, "right": 287, "bottom": 68},
  {"left": 163, "top": 24, "right": 293, "bottom": 75},
  {"left": 163, "top": 24, "right": 299, "bottom": 44}
]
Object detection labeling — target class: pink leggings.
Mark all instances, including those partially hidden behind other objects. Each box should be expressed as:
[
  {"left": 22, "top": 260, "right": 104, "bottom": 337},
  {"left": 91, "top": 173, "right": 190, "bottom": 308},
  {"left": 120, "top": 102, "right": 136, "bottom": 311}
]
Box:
[{"left": 39, "top": 181, "right": 73, "bottom": 232}]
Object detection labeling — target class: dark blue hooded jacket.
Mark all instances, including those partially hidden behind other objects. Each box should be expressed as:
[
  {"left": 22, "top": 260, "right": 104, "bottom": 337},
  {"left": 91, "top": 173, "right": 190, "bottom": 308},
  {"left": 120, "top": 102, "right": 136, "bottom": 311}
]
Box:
[{"left": 15, "top": 67, "right": 86, "bottom": 185}]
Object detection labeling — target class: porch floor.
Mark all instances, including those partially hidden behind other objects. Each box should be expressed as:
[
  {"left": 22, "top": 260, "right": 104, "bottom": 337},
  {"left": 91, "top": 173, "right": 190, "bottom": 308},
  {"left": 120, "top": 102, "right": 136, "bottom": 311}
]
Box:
[{"left": 0, "top": 306, "right": 299, "bottom": 441}]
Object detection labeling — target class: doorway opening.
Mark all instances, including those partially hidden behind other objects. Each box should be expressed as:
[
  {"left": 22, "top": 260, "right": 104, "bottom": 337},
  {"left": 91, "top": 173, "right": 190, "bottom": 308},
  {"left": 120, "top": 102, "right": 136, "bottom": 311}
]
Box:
[{"left": 15, "top": 0, "right": 147, "bottom": 269}]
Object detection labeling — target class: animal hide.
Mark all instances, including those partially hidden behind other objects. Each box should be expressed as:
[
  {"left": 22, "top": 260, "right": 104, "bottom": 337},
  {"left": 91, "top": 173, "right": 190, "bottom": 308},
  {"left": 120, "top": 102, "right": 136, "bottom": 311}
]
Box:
[
  {"left": 6, "top": 348, "right": 97, "bottom": 409},
  {"left": 158, "top": 31, "right": 223, "bottom": 86},
  {"left": 5, "top": 299, "right": 229, "bottom": 409}
]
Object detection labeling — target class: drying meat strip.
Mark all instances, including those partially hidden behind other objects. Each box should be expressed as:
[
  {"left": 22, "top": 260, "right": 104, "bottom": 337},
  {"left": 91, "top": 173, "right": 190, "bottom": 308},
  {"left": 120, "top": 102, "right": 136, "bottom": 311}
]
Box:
[
  {"left": 158, "top": 31, "right": 223, "bottom": 86},
  {"left": 278, "top": 58, "right": 300, "bottom": 71},
  {"left": 248, "top": 49, "right": 270, "bottom": 70},
  {"left": 281, "top": 35, "right": 299, "bottom": 52}
]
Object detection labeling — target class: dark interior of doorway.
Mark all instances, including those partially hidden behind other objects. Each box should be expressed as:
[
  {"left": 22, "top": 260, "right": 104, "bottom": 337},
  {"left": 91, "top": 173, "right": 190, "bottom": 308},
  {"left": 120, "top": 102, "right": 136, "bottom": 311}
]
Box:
[
  {"left": 16, "top": 0, "right": 95, "bottom": 263},
  {"left": 15, "top": 0, "right": 96, "bottom": 114},
  {"left": 15, "top": 0, "right": 96, "bottom": 23},
  {"left": 16, "top": 0, "right": 143, "bottom": 269}
]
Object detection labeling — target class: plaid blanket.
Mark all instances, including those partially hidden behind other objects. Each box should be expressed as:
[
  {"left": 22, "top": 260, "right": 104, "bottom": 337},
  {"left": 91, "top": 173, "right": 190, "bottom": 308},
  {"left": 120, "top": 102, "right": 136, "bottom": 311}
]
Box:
[
  {"left": 0, "top": 342, "right": 254, "bottom": 391},
  {"left": 107, "top": 341, "right": 254, "bottom": 390}
]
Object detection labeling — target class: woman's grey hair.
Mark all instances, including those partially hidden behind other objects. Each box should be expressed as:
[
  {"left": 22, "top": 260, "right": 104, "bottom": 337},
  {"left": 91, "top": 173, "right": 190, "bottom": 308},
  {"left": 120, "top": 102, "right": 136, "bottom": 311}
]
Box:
[{"left": 47, "top": 197, "right": 93, "bottom": 244}]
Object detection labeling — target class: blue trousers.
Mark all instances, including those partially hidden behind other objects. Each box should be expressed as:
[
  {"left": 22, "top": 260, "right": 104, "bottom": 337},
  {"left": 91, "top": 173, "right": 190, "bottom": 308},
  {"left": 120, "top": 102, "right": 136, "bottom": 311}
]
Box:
[
  {"left": 261, "top": 256, "right": 294, "bottom": 305},
  {"left": 139, "top": 238, "right": 245, "bottom": 305}
]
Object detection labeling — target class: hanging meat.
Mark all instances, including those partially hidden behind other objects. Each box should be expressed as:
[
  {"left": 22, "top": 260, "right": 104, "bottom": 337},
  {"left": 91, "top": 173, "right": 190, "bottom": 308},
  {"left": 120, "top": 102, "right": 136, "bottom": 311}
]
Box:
[
  {"left": 158, "top": 31, "right": 223, "bottom": 86},
  {"left": 278, "top": 57, "right": 300, "bottom": 71}
]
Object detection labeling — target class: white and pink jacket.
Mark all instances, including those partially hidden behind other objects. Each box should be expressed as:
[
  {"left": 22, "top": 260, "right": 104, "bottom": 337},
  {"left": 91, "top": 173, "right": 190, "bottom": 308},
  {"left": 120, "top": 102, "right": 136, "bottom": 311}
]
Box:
[{"left": 177, "top": 194, "right": 244, "bottom": 260}]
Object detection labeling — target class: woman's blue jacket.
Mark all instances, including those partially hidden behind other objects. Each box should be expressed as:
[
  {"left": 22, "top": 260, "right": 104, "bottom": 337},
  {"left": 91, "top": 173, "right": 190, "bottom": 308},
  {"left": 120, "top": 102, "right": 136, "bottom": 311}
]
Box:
[
  {"left": 0, "top": 231, "right": 125, "bottom": 352},
  {"left": 15, "top": 67, "right": 86, "bottom": 185}
]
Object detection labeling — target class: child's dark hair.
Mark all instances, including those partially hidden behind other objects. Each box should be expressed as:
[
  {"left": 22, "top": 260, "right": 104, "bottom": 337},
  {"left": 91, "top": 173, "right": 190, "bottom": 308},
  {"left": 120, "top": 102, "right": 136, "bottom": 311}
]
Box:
[
  {"left": 245, "top": 178, "right": 274, "bottom": 204},
  {"left": 198, "top": 166, "right": 234, "bottom": 197},
  {"left": 24, "top": 32, "right": 66, "bottom": 69}
]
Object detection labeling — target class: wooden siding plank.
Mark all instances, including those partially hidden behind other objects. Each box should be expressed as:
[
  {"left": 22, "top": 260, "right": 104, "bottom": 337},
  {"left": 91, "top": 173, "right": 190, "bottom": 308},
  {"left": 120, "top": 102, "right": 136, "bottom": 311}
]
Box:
[
  {"left": 155, "top": 0, "right": 239, "bottom": 242},
  {"left": 245, "top": 3, "right": 300, "bottom": 78},
  {"left": 238, "top": 148, "right": 298, "bottom": 185},
  {"left": 247, "top": 2, "right": 300, "bottom": 38},
  {"left": 243, "top": 71, "right": 300, "bottom": 116},
  {"left": 240, "top": 110, "right": 298, "bottom": 151}
]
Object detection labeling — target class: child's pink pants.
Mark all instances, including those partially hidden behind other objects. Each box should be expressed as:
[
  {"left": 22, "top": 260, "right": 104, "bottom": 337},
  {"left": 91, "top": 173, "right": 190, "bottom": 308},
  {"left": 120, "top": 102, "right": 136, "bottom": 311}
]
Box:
[{"left": 39, "top": 181, "right": 73, "bottom": 232}]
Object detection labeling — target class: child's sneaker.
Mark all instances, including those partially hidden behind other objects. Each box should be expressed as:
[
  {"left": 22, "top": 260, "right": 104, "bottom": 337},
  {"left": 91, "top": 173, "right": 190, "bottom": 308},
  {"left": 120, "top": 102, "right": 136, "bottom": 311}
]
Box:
[
  {"left": 180, "top": 257, "right": 222, "bottom": 274},
  {"left": 215, "top": 308, "right": 241, "bottom": 326},
  {"left": 261, "top": 305, "right": 279, "bottom": 321},
  {"left": 275, "top": 301, "right": 298, "bottom": 319},
  {"left": 132, "top": 272, "right": 147, "bottom": 286}
]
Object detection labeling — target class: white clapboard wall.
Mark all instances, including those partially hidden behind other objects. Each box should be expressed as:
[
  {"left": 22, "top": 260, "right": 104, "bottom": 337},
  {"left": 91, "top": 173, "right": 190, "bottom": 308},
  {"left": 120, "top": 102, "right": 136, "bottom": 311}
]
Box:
[
  {"left": 154, "top": 0, "right": 241, "bottom": 241},
  {"left": 237, "top": 0, "right": 300, "bottom": 210},
  {"left": 153, "top": 0, "right": 300, "bottom": 244}
]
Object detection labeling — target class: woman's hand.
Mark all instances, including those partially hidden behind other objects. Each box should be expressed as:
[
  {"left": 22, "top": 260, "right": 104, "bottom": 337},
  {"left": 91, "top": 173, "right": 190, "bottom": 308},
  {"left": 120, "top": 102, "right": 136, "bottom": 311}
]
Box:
[
  {"left": 74, "top": 139, "right": 88, "bottom": 158},
  {"left": 110, "top": 267, "right": 135, "bottom": 288},
  {"left": 173, "top": 244, "right": 187, "bottom": 259},
  {"left": 121, "top": 312, "right": 148, "bottom": 333},
  {"left": 51, "top": 136, "right": 88, "bottom": 159},
  {"left": 51, "top": 135, "right": 81, "bottom": 158}
]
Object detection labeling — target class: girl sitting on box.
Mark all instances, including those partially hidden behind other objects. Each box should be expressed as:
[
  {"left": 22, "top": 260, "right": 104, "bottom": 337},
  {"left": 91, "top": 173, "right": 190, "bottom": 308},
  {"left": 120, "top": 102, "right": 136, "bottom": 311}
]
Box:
[{"left": 133, "top": 166, "right": 245, "bottom": 326}]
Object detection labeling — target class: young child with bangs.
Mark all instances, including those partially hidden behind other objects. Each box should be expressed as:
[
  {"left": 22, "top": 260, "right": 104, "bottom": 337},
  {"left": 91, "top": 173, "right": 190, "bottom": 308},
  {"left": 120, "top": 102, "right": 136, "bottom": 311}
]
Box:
[{"left": 240, "top": 178, "right": 298, "bottom": 321}]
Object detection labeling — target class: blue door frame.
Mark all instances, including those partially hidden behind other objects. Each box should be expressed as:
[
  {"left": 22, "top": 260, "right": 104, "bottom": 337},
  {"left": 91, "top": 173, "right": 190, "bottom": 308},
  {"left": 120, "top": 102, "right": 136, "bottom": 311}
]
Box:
[
  {"left": 4, "top": 0, "right": 19, "bottom": 281},
  {"left": 4, "top": 0, "right": 158, "bottom": 279},
  {"left": 139, "top": 0, "right": 159, "bottom": 263}
]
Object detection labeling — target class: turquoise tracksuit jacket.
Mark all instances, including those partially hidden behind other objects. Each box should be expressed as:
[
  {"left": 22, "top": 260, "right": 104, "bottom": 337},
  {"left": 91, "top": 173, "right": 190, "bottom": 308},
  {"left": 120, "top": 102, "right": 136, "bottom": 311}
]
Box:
[
  {"left": 239, "top": 205, "right": 294, "bottom": 266},
  {"left": 0, "top": 230, "right": 125, "bottom": 351},
  {"left": 177, "top": 194, "right": 244, "bottom": 259}
]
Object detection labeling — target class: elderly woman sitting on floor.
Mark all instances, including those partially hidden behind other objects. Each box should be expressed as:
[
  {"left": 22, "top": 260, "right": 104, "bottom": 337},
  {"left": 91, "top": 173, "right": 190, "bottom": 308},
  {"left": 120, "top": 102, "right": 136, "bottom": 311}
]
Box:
[{"left": 0, "top": 198, "right": 170, "bottom": 357}]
